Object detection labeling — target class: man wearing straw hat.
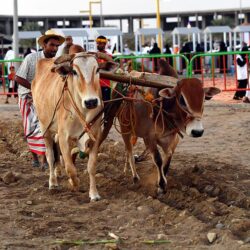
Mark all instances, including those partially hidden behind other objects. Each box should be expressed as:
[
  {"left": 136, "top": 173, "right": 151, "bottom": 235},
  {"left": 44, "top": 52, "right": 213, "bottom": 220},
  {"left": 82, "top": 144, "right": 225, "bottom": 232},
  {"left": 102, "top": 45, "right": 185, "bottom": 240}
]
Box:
[{"left": 15, "top": 30, "right": 65, "bottom": 169}]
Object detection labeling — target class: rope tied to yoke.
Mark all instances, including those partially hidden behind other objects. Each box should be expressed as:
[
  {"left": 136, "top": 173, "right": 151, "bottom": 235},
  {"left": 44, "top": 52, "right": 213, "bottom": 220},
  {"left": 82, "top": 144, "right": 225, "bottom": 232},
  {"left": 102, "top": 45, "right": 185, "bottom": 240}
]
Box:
[{"left": 100, "top": 77, "right": 182, "bottom": 138}]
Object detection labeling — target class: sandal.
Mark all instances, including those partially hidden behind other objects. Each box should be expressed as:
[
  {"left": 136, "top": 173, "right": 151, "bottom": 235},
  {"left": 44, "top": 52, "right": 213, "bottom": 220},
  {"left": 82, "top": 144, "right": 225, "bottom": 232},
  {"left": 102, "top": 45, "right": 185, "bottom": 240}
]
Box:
[{"left": 32, "top": 160, "right": 40, "bottom": 168}]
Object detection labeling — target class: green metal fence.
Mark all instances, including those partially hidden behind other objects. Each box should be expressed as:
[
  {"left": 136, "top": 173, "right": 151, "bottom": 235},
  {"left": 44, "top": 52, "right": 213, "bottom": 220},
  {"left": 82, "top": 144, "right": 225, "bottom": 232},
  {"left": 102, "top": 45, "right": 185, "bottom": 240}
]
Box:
[{"left": 114, "top": 53, "right": 190, "bottom": 77}]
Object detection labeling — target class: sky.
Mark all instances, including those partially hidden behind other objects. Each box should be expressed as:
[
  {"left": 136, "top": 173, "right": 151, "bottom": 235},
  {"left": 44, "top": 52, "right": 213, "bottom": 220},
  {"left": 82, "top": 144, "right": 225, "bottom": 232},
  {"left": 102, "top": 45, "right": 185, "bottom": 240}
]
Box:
[{"left": 2, "top": 0, "right": 250, "bottom": 16}]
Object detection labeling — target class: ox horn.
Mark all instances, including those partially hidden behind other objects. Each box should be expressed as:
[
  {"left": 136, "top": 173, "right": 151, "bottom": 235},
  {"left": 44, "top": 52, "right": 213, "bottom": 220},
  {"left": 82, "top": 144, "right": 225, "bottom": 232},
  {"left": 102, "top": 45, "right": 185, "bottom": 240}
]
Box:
[
  {"left": 51, "top": 54, "right": 75, "bottom": 74},
  {"left": 204, "top": 87, "right": 221, "bottom": 100},
  {"left": 87, "top": 51, "right": 114, "bottom": 62},
  {"left": 159, "top": 87, "right": 175, "bottom": 99},
  {"left": 54, "top": 54, "right": 75, "bottom": 65}
]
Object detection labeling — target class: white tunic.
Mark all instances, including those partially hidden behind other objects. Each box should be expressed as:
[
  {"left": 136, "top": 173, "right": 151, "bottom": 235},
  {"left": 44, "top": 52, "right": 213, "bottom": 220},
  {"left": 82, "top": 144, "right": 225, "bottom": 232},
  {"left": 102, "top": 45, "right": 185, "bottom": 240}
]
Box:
[{"left": 236, "top": 54, "right": 248, "bottom": 80}]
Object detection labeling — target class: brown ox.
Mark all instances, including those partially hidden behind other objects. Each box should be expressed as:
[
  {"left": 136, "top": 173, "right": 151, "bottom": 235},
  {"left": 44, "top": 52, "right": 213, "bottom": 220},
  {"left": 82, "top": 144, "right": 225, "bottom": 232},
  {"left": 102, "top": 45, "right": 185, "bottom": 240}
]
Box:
[
  {"left": 32, "top": 52, "right": 112, "bottom": 201},
  {"left": 118, "top": 78, "right": 220, "bottom": 194}
]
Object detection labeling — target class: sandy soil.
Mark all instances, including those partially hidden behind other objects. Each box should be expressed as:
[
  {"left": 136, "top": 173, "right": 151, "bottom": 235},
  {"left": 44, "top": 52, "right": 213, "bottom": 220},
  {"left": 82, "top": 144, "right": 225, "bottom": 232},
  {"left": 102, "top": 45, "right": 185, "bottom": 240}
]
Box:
[{"left": 0, "top": 96, "right": 249, "bottom": 250}]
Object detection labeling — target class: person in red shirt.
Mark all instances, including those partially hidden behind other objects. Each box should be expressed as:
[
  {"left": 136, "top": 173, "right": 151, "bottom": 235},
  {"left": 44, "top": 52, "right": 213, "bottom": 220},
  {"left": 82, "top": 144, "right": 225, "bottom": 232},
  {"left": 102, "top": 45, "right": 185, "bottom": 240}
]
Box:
[
  {"left": 5, "top": 66, "right": 18, "bottom": 104},
  {"left": 96, "top": 36, "right": 113, "bottom": 124},
  {"left": 96, "top": 35, "right": 112, "bottom": 101}
]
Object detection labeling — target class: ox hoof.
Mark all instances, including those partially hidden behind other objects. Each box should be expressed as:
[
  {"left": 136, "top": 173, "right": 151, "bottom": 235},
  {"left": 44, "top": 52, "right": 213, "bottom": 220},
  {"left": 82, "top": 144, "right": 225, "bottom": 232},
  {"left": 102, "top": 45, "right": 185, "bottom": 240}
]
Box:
[
  {"left": 90, "top": 194, "right": 101, "bottom": 202},
  {"left": 157, "top": 187, "right": 167, "bottom": 196},
  {"left": 68, "top": 178, "right": 80, "bottom": 192},
  {"left": 49, "top": 184, "right": 59, "bottom": 190},
  {"left": 133, "top": 175, "right": 140, "bottom": 184}
]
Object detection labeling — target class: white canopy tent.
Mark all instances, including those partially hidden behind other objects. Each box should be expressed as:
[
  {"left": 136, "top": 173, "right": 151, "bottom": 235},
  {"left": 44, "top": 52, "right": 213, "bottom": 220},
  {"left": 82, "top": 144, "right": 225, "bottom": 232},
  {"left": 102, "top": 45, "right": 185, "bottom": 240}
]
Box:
[
  {"left": 134, "top": 28, "right": 163, "bottom": 54},
  {"left": 17, "top": 31, "right": 42, "bottom": 51},
  {"left": 18, "top": 31, "right": 42, "bottom": 39},
  {"left": 233, "top": 25, "right": 250, "bottom": 49},
  {"left": 51, "top": 28, "right": 89, "bottom": 55},
  {"left": 203, "top": 26, "right": 232, "bottom": 52},
  {"left": 172, "top": 27, "right": 201, "bottom": 53}
]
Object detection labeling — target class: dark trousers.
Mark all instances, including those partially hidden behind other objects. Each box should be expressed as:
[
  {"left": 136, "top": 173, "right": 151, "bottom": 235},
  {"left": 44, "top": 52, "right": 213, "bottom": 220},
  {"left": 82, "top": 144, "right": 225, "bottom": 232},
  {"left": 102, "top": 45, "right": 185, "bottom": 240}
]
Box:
[
  {"left": 234, "top": 79, "right": 248, "bottom": 98},
  {"left": 101, "top": 86, "right": 111, "bottom": 101},
  {"left": 101, "top": 87, "right": 111, "bottom": 123}
]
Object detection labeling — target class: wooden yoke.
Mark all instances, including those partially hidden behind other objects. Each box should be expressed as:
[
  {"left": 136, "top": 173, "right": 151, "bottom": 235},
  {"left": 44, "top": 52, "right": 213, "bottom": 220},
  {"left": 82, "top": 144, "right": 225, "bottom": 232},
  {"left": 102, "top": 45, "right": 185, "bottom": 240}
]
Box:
[{"left": 99, "top": 70, "right": 178, "bottom": 89}]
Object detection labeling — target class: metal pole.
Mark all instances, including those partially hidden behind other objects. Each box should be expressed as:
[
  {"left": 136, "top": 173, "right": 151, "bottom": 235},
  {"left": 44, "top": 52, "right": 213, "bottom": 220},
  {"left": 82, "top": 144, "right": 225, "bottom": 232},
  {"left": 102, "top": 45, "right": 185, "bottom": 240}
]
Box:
[
  {"left": 13, "top": 0, "right": 19, "bottom": 58},
  {"left": 156, "top": 0, "right": 162, "bottom": 52},
  {"left": 89, "top": 2, "right": 92, "bottom": 28},
  {"left": 240, "top": 0, "right": 242, "bottom": 24},
  {"left": 100, "top": 0, "right": 104, "bottom": 27}
]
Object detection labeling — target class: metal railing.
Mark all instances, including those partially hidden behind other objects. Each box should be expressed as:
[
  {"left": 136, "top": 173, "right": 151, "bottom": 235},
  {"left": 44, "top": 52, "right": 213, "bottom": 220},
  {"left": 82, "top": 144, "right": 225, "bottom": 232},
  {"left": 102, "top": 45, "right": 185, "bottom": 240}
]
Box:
[{"left": 188, "top": 51, "right": 250, "bottom": 92}]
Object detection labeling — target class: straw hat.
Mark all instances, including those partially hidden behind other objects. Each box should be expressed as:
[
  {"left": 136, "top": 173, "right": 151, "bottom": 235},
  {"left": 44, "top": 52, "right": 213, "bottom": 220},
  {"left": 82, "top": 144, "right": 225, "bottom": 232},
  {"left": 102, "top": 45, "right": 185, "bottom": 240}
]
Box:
[{"left": 38, "top": 30, "right": 65, "bottom": 47}]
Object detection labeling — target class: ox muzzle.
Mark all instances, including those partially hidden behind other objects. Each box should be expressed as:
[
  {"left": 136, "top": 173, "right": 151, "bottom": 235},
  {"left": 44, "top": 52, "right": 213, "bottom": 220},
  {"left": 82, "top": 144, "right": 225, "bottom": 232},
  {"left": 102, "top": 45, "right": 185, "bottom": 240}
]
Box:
[
  {"left": 84, "top": 98, "right": 99, "bottom": 109},
  {"left": 186, "top": 118, "right": 204, "bottom": 138}
]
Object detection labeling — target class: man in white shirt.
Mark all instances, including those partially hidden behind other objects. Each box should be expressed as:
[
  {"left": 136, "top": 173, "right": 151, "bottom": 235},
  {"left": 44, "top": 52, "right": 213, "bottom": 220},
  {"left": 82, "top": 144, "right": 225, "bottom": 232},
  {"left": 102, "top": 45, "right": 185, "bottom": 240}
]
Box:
[
  {"left": 15, "top": 30, "right": 65, "bottom": 168},
  {"left": 233, "top": 46, "right": 249, "bottom": 100},
  {"left": 4, "top": 46, "right": 15, "bottom": 74}
]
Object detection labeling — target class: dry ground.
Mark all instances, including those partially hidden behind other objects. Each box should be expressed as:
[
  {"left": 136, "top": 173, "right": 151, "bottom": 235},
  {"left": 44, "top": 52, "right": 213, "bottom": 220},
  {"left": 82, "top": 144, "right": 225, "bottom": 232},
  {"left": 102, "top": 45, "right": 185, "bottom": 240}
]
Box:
[{"left": 0, "top": 95, "right": 249, "bottom": 250}]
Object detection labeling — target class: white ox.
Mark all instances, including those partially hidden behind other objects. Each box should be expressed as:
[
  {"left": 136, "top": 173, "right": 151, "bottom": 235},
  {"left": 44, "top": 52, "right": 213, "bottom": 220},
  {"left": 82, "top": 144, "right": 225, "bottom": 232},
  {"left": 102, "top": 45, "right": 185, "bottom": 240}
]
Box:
[{"left": 32, "top": 52, "right": 112, "bottom": 201}]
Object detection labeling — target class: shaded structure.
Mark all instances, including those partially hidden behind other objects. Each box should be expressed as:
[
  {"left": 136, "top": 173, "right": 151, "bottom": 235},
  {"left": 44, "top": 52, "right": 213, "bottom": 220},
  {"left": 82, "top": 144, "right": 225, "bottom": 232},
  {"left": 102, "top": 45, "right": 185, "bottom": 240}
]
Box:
[
  {"left": 51, "top": 28, "right": 89, "bottom": 53},
  {"left": 233, "top": 25, "right": 250, "bottom": 49},
  {"left": 172, "top": 27, "right": 201, "bottom": 53},
  {"left": 134, "top": 28, "right": 163, "bottom": 54},
  {"left": 203, "top": 26, "right": 232, "bottom": 52},
  {"left": 18, "top": 31, "right": 42, "bottom": 51}
]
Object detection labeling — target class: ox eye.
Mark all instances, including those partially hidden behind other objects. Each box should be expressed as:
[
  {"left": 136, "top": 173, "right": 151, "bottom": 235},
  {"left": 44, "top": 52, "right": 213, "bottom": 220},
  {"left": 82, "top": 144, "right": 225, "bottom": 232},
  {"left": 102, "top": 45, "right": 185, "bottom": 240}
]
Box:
[
  {"left": 179, "top": 95, "right": 187, "bottom": 107},
  {"left": 72, "top": 69, "right": 77, "bottom": 76},
  {"left": 96, "top": 68, "right": 100, "bottom": 73}
]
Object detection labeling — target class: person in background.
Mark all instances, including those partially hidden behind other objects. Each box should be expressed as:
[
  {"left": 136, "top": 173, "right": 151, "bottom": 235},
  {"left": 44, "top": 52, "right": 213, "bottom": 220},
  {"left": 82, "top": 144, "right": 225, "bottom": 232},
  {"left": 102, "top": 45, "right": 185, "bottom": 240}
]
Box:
[
  {"left": 5, "top": 66, "right": 18, "bottom": 104},
  {"left": 219, "top": 41, "right": 228, "bottom": 73},
  {"left": 96, "top": 35, "right": 112, "bottom": 101},
  {"left": 233, "top": 45, "right": 249, "bottom": 100},
  {"left": 4, "top": 46, "right": 14, "bottom": 60},
  {"left": 149, "top": 42, "right": 161, "bottom": 72},
  {"left": 96, "top": 35, "right": 113, "bottom": 124},
  {"left": 0, "top": 50, "right": 4, "bottom": 60},
  {"left": 180, "top": 42, "right": 192, "bottom": 71},
  {"left": 164, "top": 43, "right": 173, "bottom": 66},
  {"left": 124, "top": 43, "right": 131, "bottom": 55},
  {"left": 4, "top": 46, "right": 15, "bottom": 74},
  {"left": 15, "top": 29, "right": 65, "bottom": 168},
  {"left": 194, "top": 43, "right": 204, "bottom": 74},
  {"left": 24, "top": 47, "right": 32, "bottom": 58},
  {"left": 62, "top": 35, "right": 73, "bottom": 55}
]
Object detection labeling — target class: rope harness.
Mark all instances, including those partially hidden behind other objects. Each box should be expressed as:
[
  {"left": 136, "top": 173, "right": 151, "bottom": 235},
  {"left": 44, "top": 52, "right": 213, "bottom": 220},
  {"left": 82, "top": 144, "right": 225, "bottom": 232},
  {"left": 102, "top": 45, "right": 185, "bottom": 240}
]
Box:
[
  {"left": 100, "top": 77, "right": 186, "bottom": 139},
  {"left": 43, "top": 54, "right": 104, "bottom": 141}
]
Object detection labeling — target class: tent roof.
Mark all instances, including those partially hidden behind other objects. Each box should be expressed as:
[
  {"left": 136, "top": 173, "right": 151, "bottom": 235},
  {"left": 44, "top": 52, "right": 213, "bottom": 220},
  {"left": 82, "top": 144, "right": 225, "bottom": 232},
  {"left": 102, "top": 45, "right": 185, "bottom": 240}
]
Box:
[
  {"left": 52, "top": 28, "right": 88, "bottom": 38},
  {"left": 172, "top": 27, "right": 201, "bottom": 35},
  {"left": 135, "top": 28, "right": 163, "bottom": 35},
  {"left": 18, "top": 31, "right": 42, "bottom": 39},
  {"left": 95, "top": 28, "right": 122, "bottom": 36},
  {"left": 204, "top": 26, "right": 232, "bottom": 33},
  {"left": 233, "top": 25, "right": 250, "bottom": 33},
  {"left": 52, "top": 28, "right": 122, "bottom": 38}
]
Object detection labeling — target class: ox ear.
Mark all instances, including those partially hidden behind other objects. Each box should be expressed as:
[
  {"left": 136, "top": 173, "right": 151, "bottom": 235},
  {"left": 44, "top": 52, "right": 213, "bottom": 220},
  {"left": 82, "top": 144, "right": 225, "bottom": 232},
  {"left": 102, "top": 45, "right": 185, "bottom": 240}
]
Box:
[
  {"left": 51, "top": 54, "right": 75, "bottom": 76},
  {"left": 159, "top": 87, "right": 175, "bottom": 99},
  {"left": 98, "top": 61, "right": 119, "bottom": 72},
  {"left": 204, "top": 87, "right": 221, "bottom": 100}
]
